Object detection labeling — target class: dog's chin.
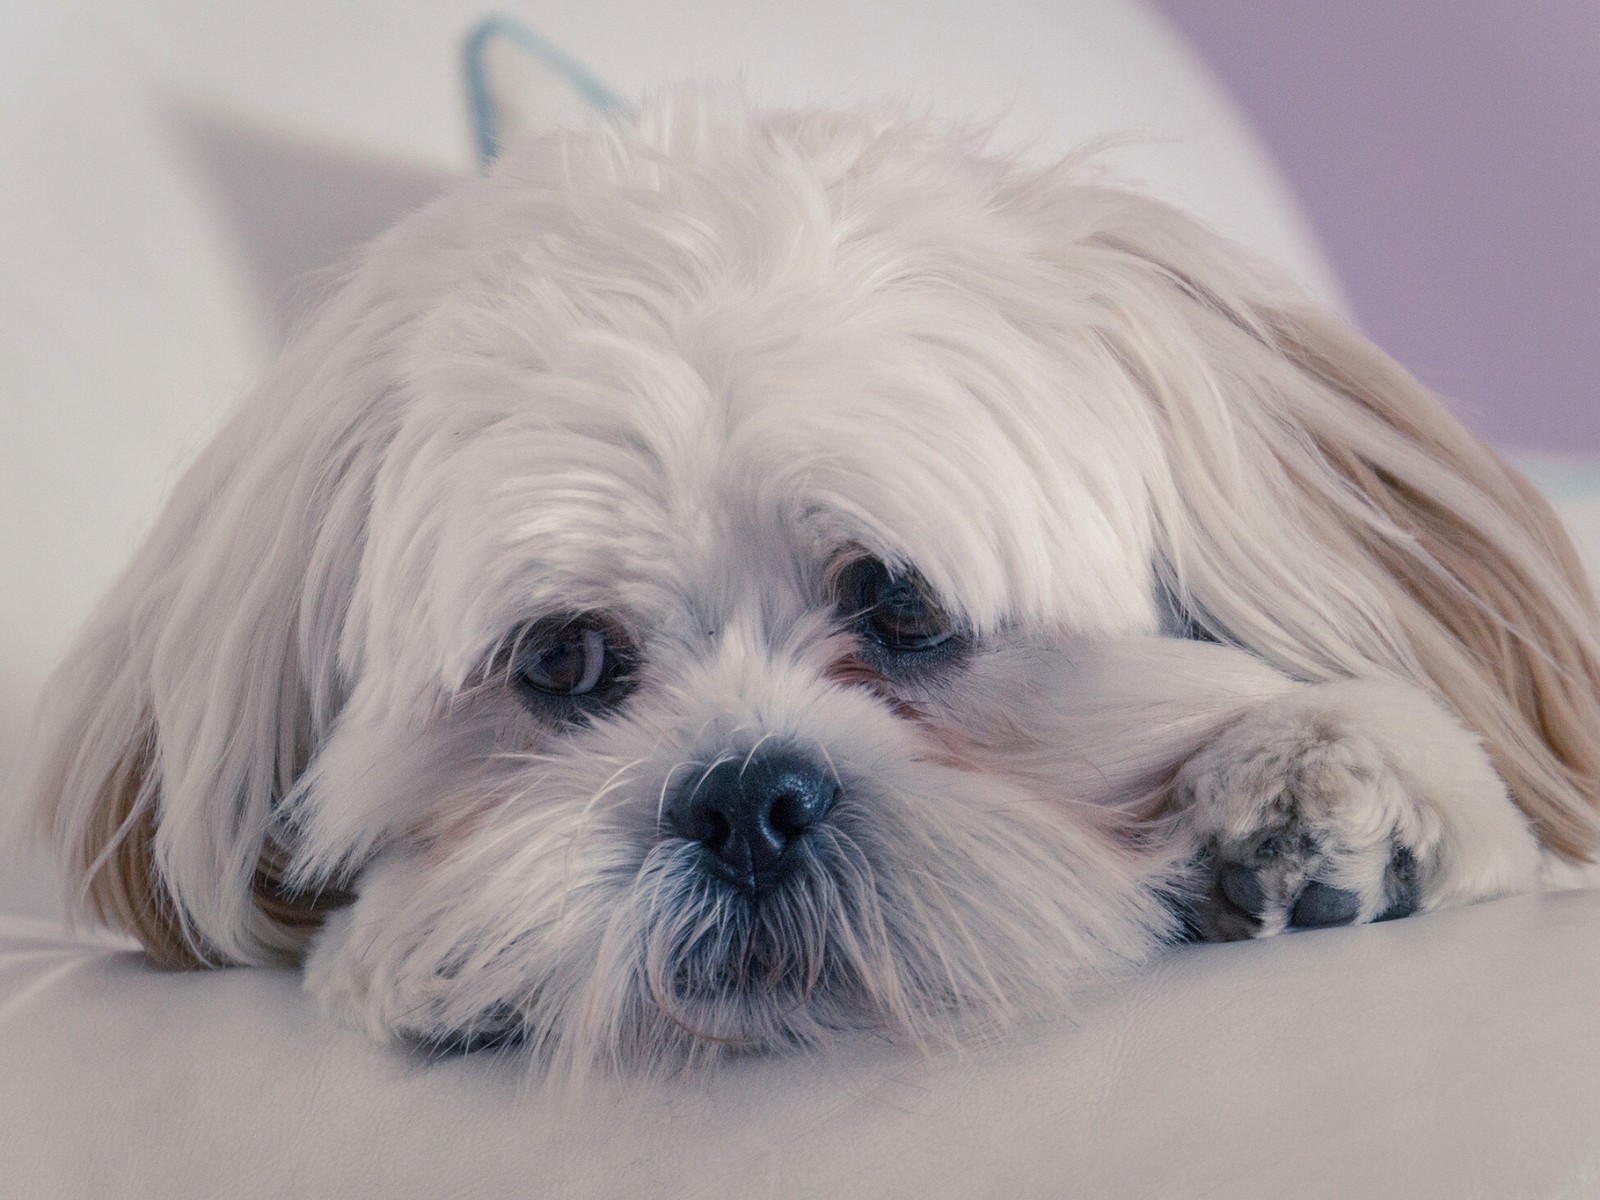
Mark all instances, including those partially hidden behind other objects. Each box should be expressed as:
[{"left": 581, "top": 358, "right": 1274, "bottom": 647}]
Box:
[{"left": 624, "top": 836, "right": 913, "bottom": 1061}]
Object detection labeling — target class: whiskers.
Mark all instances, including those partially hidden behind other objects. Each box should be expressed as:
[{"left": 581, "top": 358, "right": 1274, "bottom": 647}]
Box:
[
  {"left": 311, "top": 749, "right": 1173, "bottom": 1084},
  {"left": 547, "top": 817, "right": 1001, "bottom": 1075},
  {"left": 615, "top": 832, "right": 898, "bottom": 1064}
]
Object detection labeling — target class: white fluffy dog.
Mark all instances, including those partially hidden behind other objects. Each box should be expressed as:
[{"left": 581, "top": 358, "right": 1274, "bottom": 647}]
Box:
[{"left": 20, "top": 90, "right": 1600, "bottom": 1074}]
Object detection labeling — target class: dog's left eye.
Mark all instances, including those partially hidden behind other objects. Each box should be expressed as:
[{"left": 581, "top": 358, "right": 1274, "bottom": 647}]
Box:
[
  {"left": 511, "top": 617, "right": 630, "bottom": 701},
  {"left": 834, "top": 556, "right": 959, "bottom": 655}
]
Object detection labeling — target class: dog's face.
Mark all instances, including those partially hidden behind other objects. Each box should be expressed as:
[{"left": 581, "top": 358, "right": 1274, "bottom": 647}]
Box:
[
  {"left": 288, "top": 101, "right": 1176, "bottom": 1068},
  {"left": 28, "top": 90, "right": 1600, "bottom": 1075}
]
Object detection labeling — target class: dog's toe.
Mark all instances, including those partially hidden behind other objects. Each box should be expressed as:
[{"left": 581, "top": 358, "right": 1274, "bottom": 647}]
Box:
[
  {"left": 1287, "top": 880, "right": 1360, "bottom": 929},
  {"left": 1372, "top": 846, "right": 1420, "bottom": 922},
  {"left": 1218, "top": 861, "right": 1266, "bottom": 916}
]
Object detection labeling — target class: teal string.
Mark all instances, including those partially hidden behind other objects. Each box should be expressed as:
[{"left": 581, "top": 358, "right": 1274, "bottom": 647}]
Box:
[{"left": 462, "top": 16, "right": 627, "bottom": 168}]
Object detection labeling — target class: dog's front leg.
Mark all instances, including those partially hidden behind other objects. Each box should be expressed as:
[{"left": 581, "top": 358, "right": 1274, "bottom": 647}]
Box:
[
  {"left": 1169, "top": 673, "right": 1544, "bottom": 941},
  {"left": 927, "top": 637, "right": 1543, "bottom": 939}
]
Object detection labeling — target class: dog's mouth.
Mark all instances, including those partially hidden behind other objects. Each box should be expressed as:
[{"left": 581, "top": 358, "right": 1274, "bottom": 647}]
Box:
[
  {"left": 632, "top": 839, "right": 888, "bottom": 1051},
  {"left": 421, "top": 834, "right": 904, "bottom": 1062}
]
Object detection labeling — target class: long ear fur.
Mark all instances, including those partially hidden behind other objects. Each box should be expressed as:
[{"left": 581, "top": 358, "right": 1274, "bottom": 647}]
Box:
[
  {"left": 14, "top": 270, "right": 410, "bottom": 965},
  {"left": 1072, "top": 195, "right": 1600, "bottom": 861},
  {"left": 1267, "top": 306, "right": 1600, "bottom": 861}
]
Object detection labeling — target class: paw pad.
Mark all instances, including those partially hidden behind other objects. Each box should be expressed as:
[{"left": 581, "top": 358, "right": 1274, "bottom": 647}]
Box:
[
  {"left": 1286, "top": 880, "right": 1360, "bottom": 929},
  {"left": 1185, "top": 841, "right": 1420, "bottom": 942}
]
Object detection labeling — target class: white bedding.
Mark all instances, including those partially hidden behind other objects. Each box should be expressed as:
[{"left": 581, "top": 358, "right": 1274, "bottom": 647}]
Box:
[{"left": 5, "top": 890, "right": 1599, "bottom": 1199}]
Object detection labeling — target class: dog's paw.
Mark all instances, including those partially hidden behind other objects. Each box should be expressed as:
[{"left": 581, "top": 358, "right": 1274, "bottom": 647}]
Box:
[
  {"left": 1176, "top": 709, "right": 1430, "bottom": 940},
  {"left": 1172, "top": 679, "right": 1539, "bottom": 941}
]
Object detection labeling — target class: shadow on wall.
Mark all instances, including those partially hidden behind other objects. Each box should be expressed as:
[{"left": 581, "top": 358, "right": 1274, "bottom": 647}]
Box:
[
  {"left": 0, "top": 108, "right": 455, "bottom": 912},
  {"left": 160, "top": 99, "right": 455, "bottom": 347}
]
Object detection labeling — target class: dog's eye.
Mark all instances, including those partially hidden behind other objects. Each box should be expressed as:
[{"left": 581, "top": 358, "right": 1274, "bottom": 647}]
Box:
[
  {"left": 523, "top": 626, "right": 608, "bottom": 695},
  {"left": 510, "top": 617, "right": 629, "bottom": 701},
  {"left": 834, "top": 557, "right": 958, "bottom": 654}
]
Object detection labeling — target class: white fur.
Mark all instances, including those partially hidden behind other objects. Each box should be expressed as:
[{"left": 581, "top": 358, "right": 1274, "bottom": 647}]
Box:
[{"left": 15, "top": 88, "right": 1597, "bottom": 1075}]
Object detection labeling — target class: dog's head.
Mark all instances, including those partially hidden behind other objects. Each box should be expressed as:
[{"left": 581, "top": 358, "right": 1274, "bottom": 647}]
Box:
[{"left": 23, "top": 90, "right": 1600, "bottom": 1072}]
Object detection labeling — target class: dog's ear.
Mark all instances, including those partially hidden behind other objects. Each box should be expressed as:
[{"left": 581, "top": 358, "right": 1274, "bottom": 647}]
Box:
[
  {"left": 18, "top": 331, "right": 384, "bottom": 966},
  {"left": 1261, "top": 304, "right": 1600, "bottom": 862},
  {"left": 1075, "top": 205, "right": 1600, "bottom": 862}
]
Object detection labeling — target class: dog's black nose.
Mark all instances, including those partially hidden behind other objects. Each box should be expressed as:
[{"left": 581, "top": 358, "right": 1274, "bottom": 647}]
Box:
[{"left": 667, "top": 748, "right": 838, "bottom": 895}]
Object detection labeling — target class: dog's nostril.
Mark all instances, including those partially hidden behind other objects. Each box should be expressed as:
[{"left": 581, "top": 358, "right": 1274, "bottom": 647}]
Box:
[
  {"left": 667, "top": 748, "right": 838, "bottom": 895},
  {"left": 769, "top": 784, "right": 837, "bottom": 838},
  {"left": 679, "top": 805, "right": 732, "bottom": 849},
  {"left": 769, "top": 789, "right": 806, "bottom": 837}
]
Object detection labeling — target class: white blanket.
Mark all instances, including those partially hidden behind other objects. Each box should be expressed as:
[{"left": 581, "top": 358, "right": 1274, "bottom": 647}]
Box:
[{"left": 4, "top": 889, "right": 1598, "bottom": 1199}]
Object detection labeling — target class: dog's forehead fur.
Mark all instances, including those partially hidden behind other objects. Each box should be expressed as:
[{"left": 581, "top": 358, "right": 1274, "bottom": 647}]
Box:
[{"left": 351, "top": 97, "right": 1160, "bottom": 693}]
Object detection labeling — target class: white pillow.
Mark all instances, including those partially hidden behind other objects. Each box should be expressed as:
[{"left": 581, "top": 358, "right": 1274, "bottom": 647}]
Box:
[{"left": 1513, "top": 455, "right": 1600, "bottom": 585}]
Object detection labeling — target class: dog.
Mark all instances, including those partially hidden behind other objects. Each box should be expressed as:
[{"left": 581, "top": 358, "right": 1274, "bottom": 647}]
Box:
[{"left": 19, "top": 88, "right": 1600, "bottom": 1075}]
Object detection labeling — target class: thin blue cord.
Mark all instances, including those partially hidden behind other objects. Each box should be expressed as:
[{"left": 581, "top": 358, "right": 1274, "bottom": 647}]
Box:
[{"left": 462, "top": 16, "right": 628, "bottom": 168}]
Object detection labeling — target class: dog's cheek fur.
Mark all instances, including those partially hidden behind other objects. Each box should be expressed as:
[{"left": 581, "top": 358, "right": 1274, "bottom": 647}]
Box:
[
  {"left": 304, "top": 714, "right": 1176, "bottom": 1077},
  {"left": 299, "top": 630, "right": 1194, "bottom": 1073}
]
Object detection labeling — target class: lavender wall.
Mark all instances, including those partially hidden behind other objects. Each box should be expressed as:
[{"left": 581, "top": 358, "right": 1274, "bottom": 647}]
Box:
[{"left": 1150, "top": 1, "right": 1600, "bottom": 451}]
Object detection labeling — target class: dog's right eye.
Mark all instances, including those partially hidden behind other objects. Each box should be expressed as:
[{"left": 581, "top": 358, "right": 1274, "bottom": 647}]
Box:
[{"left": 509, "top": 616, "right": 632, "bottom": 705}]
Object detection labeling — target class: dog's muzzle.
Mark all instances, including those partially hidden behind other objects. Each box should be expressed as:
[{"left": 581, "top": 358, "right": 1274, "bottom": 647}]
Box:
[{"left": 666, "top": 747, "right": 839, "bottom": 895}]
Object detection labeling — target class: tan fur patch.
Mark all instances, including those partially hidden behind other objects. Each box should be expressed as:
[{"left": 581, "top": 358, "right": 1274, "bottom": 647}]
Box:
[
  {"left": 1273, "top": 306, "right": 1600, "bottom": 861},
  {"left": 80, "top": 736, "right": 204, "bottom": 968},
  {"left": 76, "top": 732, "right": 346, "bottom": 967}
]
